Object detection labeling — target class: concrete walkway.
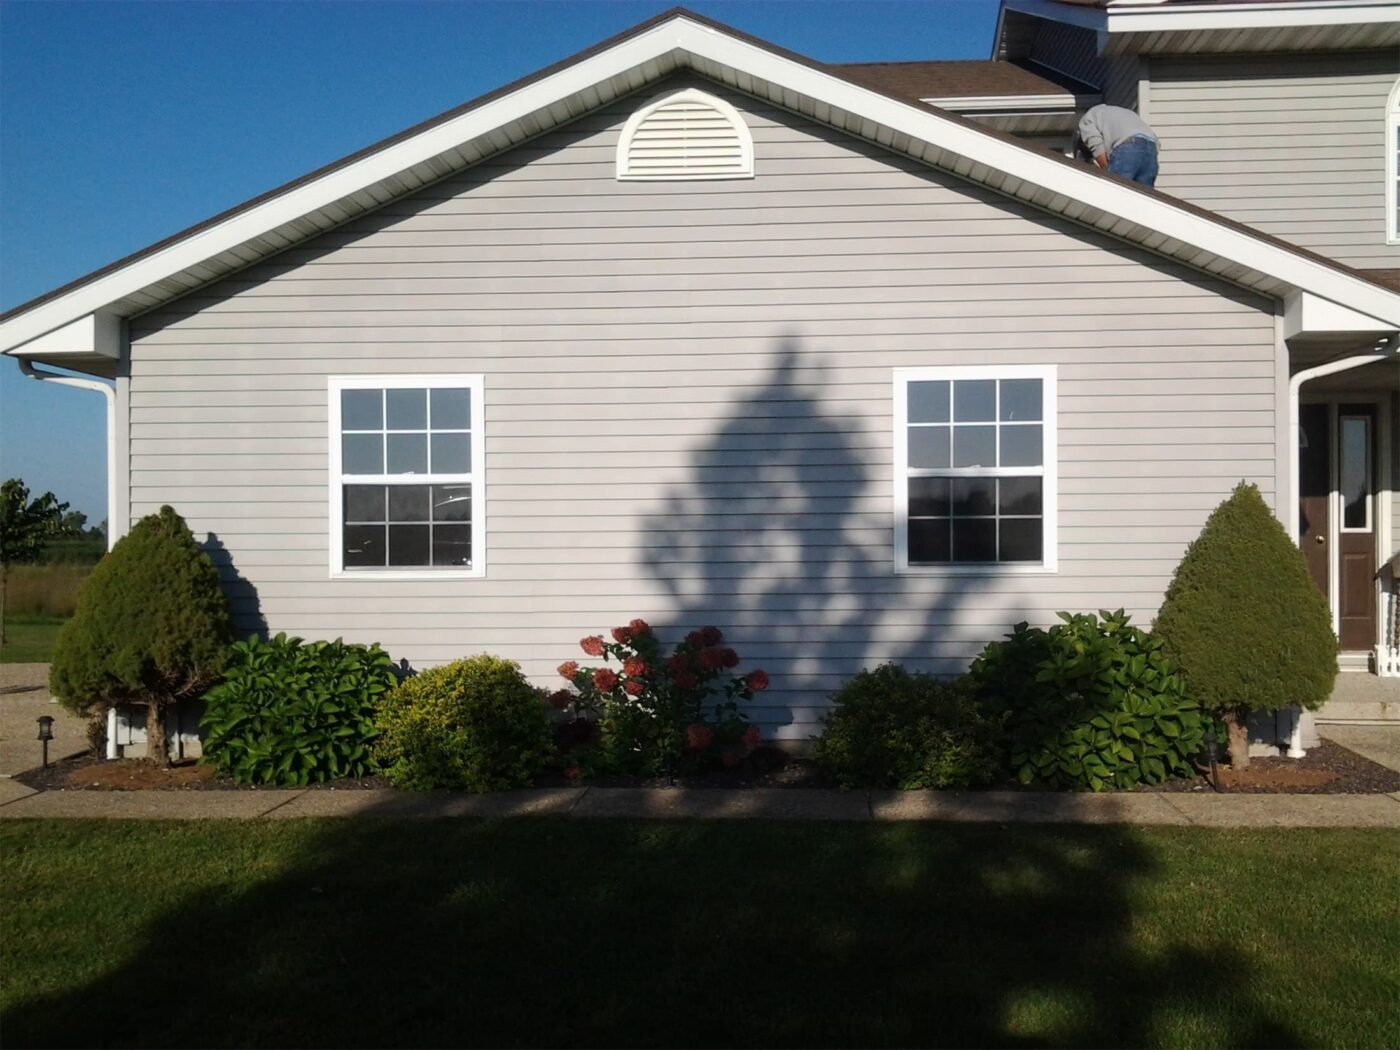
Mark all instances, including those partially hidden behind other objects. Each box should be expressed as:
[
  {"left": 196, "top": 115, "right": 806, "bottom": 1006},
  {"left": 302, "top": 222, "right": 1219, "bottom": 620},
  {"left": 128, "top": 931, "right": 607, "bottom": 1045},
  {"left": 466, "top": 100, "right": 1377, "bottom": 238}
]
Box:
[
  {"left": 0, "top": 663, "right": 87, "bottom": 777},
  {"left": 3, "top": 784, "right": 1398, "bottom": 826}
]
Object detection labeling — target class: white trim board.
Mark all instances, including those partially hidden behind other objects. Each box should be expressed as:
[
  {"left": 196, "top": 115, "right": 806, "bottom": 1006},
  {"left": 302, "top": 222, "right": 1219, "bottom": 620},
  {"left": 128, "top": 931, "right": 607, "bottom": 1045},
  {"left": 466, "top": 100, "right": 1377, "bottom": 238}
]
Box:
[{"left": 2, "top": 9, "right": 1399, "bottom": 359}]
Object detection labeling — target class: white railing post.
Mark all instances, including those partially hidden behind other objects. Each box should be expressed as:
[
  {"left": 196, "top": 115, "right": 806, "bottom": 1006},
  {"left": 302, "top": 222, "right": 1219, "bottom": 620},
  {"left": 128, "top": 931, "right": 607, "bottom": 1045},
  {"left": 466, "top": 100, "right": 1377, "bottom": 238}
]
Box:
[{"left": 1380, "top": 583, "right": 1400, "bottom": 678}]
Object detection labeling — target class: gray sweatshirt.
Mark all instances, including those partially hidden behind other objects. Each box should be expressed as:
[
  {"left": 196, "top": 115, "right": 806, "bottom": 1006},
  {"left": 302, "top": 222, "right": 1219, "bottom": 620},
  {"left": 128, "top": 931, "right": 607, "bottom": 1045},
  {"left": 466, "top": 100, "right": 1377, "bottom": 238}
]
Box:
[{"left": 1076, "top": 105, "right": 1157, "bottom": 159}]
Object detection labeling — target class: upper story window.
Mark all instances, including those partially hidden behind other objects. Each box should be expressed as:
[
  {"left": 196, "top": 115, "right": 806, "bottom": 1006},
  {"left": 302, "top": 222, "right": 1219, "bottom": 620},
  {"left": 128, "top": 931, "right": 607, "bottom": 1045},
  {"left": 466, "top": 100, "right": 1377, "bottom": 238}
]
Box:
[
  {"left": 893, "top": 366, "right": 1058, "bottom": 574},
  {"left": 328, "top": 375, "right": 485, "bottom": 579},
  {"left": 616, "top": 88, "right": 754, "bottom": 181},
  {"left": 1388, "top": 78, "right": 1399, "bottom": 244}
]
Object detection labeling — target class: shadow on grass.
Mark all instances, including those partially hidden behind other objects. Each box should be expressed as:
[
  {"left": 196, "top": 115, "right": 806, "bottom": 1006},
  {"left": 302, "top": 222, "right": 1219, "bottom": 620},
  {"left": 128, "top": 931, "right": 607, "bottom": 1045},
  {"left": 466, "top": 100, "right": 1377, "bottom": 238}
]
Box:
[{"left": 3, "top": 813, "right": 1301, "bottom": 1049}]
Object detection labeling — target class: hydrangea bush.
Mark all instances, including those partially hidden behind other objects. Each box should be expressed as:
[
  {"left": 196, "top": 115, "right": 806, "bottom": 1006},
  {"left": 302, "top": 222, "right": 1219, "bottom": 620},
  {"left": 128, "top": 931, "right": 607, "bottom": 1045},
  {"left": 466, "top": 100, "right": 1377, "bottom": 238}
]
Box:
[{"left": 553, "top": 619, "right": 769, "bottom": 776}]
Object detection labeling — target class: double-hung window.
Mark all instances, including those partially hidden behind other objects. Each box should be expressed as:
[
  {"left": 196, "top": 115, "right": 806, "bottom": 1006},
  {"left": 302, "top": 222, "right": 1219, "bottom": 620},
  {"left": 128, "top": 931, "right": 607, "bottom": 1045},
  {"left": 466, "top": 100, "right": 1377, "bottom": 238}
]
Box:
[
  {"left": 328, "top": 375, "right": 485, "bottom": 578},
  {"left": 893, "top": 366, "right": 1057, "bottom": 573}
]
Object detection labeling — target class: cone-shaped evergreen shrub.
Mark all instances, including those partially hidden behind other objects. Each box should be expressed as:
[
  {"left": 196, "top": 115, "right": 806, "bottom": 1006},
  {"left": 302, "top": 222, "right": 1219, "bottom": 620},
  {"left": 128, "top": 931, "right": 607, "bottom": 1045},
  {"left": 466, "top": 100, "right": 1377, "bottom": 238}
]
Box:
[
  {"left": 50, "top": 506, "right": 233, "bottom": 763},
  {"left": 1154, "top": 482, "right": 1336, "bottom": 767}
]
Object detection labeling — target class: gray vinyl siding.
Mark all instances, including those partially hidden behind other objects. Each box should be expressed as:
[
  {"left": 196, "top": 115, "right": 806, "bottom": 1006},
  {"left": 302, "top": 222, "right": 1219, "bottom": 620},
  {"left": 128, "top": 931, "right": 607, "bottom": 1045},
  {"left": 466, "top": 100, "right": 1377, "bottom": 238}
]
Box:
[
  {"left": 1149, "top": 52, "right": 1400, "bottom": 268},
  {"left": 126, "top": 76, "right": 1277, "bottom": 740}
]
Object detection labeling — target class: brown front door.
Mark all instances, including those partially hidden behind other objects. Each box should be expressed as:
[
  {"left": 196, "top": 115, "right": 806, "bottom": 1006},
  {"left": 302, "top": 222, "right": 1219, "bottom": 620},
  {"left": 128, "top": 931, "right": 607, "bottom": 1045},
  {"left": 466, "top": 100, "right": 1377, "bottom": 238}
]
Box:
[
  {"left": 1337, "top": 404, "right": 1377, "bottom": 652},
  {"left": 1298, "top": 403, "right": 1330, "bottom": 597}
]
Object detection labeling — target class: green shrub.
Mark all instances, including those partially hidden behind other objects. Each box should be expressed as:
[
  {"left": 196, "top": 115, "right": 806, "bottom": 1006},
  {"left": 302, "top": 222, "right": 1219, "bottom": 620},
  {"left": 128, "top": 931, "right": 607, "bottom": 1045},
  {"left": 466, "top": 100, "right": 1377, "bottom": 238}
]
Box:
[
  {"left": 1154, "top": 482, "right": 1336, "bottom": 768},
  {"left": 814, "top": 664, "right": 1003, "bottom": 789},
  {"left": 969, "top": 611, "right": 1204, "bottom": 791},
  {"left": 49, "top": 506, "right": 232, "bottom": 763},
  {"left": 375, "top": 655, "right": 553, "bottom": 792},
  {"left": 200, "top": 633, "right": 396, "bottom": 785}
]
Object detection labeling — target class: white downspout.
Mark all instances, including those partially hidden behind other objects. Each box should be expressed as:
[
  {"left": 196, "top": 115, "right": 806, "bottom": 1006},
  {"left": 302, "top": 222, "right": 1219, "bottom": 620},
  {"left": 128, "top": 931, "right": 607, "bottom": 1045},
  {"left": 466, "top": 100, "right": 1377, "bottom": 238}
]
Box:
[
  {"left": 16, "top": 359, "right": 117, "bottom": 553},
  {"left": 16, "top": 359, "right": 119, "bottom": 759},
  {"left": 1286, "top": 341, "right": 1398, "bottom": 758}
]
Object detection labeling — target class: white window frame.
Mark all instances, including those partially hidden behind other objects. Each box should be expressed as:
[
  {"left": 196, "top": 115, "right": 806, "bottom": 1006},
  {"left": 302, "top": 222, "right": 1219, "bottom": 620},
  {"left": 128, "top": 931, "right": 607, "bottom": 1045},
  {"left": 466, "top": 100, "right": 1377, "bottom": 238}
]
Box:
[
  {"left": 893, "top": 365, "right": 1058, "bottom": 575},
  {"left": 1387, "top": 77, "right": 1399, "bottom": 245},
  {"left": 328, "top": 374, "right": 486, "bottom": 580},
  {"left": 615, "top": 87, "right": 755, "bottom": 182}
]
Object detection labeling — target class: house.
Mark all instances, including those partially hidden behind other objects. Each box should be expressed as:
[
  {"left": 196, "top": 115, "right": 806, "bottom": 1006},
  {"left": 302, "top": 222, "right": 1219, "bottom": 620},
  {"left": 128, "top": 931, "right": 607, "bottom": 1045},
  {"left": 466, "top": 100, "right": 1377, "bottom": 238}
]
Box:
[{"left": 3, "top": 2, "right": 1398, "bottom": 751}]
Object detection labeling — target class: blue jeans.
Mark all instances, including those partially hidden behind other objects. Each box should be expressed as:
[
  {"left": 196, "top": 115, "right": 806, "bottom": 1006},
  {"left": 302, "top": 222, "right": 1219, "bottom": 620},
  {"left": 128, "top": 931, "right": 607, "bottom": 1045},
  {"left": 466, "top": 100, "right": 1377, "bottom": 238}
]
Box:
[{"left": 1107, "top": 135, "right": 1158, "bottom": 187}]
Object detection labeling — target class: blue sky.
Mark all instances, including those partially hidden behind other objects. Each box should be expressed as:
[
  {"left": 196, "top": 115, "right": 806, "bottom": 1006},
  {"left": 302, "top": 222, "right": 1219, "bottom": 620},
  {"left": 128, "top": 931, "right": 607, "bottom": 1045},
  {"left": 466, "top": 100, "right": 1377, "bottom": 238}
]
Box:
[{"left": 0, "top": 0, "right": 1000, "bottom": 521}]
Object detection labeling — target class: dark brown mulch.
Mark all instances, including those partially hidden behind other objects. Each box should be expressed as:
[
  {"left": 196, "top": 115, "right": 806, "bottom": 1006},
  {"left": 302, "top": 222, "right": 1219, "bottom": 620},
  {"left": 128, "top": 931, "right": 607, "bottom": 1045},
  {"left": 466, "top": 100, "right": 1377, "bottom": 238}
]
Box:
[
  {"left": 15, "top": 740, "right": 1400, "bottom": 796},
  {"left": 13, "top": 752, "right": 390, "bottom": 792},
  {"left": 1143, "top": 741, "right": 1400, "bottom": 795}
]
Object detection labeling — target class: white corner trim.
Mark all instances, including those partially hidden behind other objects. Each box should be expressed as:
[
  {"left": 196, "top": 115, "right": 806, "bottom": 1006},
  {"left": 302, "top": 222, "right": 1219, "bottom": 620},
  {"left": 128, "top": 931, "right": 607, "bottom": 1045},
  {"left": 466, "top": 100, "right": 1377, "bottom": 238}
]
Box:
[
  {"left": 4, "top": 11, "right": 1400, "bottom": 354},
  {"left": 1386, "top": 78, "right": 1399, "bottom": 246},
  {"left": 327, "top": 373, "right": 486, "bottom": 580}
]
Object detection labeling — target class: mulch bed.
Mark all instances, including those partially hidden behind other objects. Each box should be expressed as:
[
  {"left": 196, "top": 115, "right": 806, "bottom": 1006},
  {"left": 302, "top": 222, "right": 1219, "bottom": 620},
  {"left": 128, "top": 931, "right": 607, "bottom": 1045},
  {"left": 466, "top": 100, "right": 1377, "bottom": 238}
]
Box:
[
  {"left": 1144, "top": 740, "right": 1400, "bottom": 795},
  {"left": 14, "top": 753, "right": 390, "bottom": 793},
  {"left": 15, "top": 739, "right": 1400, "bottom": 795}
]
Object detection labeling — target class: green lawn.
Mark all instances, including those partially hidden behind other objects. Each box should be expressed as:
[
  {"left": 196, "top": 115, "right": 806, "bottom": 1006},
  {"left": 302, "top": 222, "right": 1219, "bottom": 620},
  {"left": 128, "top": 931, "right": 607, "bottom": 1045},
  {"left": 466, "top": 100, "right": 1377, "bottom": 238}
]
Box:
[
  {"left": 0, "top": 616, "right": 65, "bottom": 663},
  {"left": 3, "top": 819, "right": 1397, "bottom": 1048}
]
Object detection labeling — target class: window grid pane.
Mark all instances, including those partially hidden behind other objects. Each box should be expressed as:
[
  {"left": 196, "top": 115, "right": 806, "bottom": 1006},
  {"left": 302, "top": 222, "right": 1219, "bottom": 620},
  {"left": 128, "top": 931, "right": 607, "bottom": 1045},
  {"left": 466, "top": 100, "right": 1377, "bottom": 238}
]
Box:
[
  {"left": 906, "top": 375, "right": 1046, "bottom": 566},
  {"left": 343, "top": 482, "right": 473, "bottom": 569}
]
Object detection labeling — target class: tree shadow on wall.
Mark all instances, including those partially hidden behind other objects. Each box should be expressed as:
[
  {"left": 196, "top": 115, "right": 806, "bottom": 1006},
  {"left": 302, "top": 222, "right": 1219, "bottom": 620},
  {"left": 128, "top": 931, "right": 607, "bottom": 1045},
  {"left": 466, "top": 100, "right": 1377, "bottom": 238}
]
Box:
[
  {"left": 638, "top": 340, "right": 992, "bottom": 738},
  {"left": 203, "top": 531, "right": 268, "bottom": 642},
  {"left": 0, "top": 812, "right": 1306, "bottom": 1049}
]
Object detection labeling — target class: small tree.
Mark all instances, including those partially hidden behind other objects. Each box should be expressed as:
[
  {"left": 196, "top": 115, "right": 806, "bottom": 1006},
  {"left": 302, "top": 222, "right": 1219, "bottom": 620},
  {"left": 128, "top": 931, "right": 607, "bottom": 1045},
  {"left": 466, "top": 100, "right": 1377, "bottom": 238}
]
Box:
[
  {"left": 1154, "top": 482, "right": 1337, "bottom": 770},
  {"left": 0, "top": 479, "right": 75, "bottom": 643},
  {"left": 49, "top": 506, "right": 233, "bottom": 764}
]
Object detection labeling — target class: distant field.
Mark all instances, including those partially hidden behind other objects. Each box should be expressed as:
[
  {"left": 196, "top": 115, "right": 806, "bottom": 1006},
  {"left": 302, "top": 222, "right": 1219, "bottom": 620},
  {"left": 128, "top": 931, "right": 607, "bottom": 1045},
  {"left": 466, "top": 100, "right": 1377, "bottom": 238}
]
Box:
[
  {"left": 4, "top": 564, "right": 92, "bottom": 620},
  {"left": 0, "top": 616, "right": 66, "bottom": 664}
]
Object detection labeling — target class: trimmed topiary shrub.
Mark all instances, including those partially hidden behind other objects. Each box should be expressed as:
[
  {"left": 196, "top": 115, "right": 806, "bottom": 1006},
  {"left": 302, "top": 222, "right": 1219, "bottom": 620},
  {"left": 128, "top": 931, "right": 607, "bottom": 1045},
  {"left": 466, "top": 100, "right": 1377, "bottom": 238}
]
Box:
[
  {"left": 814, "top": 664, "right": 1004, "bottom": 789},
  {"left": 49, "top": 506, "right": 232, "bottom": 764},
  {"left": 200, "top": 633, "right": 396, "bottom": 785},
  {"left": 375, "top": 655, "right": 553, "bottom": 791},
  {"left": 969, "top": 611, "right": 1204, "bottom": 791},
  {"left": 1154, "top": 481, "right": 1337, "bottom": 770}
]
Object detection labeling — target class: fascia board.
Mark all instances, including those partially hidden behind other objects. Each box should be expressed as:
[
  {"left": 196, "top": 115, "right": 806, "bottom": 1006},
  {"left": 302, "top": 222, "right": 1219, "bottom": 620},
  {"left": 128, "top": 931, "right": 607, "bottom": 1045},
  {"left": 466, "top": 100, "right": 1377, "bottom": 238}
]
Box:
[
  {"left": 1105, "top": 1, "right": 1400, "bottom": 33},
  {"left": 4, "top": 12, "right": 1398, "bottom": 353}
]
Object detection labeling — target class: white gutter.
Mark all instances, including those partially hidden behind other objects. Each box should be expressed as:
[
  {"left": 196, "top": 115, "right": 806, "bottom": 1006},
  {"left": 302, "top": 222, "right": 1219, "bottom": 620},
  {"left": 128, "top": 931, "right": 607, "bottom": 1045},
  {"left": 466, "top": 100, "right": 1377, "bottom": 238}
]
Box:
[
  {"left": 17, "top": 359, "right": 116, "bottom": 556},
  {"left": 1286, "top": 340, "right": 1398, "bottom": 758}
]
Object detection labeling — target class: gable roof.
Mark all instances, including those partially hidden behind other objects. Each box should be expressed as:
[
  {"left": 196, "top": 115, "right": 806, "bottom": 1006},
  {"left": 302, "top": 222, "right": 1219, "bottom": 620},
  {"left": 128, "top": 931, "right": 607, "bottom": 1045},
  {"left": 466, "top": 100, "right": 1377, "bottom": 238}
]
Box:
[{"left": 3, "top": 5, "right": 1397, "bottom": 368}]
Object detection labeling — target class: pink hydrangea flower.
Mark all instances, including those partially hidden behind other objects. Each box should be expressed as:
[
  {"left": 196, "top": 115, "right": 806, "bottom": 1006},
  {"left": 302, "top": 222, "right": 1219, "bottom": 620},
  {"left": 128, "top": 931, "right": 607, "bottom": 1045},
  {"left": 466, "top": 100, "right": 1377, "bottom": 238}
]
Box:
[
  {"left": 674, "top": 670, "right": 698, "bottom": 691},
  {"left": 611, "top": 625, "right": 633, "bottom": 644},
  {"left": 547, "top": 689, "right": 574, "bottom": 711},
  {"left": 580, "top": 635, "right": 606, "bottom": 657},
  {"left": 667, "top": 653, "right": 691, "bottom": 675},
  {"left": 685, "top": 630, "right": 705, "bottom": 647},
  {"left": 557, "top": 661, "right": 580, "bottom": 681},
  {"left": 719, "top": 648, "right": 739, "bottom": 669},
  {"left": 745, "top": 670, "right": 770, "bottom": 693},
  {"left": 686, "top": 724, "right": 715, "bottom": 750},
  {"left": 624, "top": 679, "right": 645, "bottom": 697},
  {"left": 623, "top": 657, "right": 648, "bottom": 678},
  {"left": 628, "top": 618, "right": 651, "bottom": 636},
  {"left": 742, "top": 724, "right": 762, "bottom": 750},
  {"left": 699, "top": 648, "right": 724, "bottom": 670},
  {"left": 701, "top": 626, "right": 723, "bottom": 646},
  {"left": 593, "top": 668, "right": 619, "bottom": 691}
]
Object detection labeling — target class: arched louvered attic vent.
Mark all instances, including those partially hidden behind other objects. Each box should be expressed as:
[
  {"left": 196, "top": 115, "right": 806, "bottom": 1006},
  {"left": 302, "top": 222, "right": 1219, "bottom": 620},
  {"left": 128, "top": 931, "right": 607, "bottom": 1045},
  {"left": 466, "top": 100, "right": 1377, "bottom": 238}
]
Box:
[{"left": 616, "top": 89, "right": 755, "bottom": 181}]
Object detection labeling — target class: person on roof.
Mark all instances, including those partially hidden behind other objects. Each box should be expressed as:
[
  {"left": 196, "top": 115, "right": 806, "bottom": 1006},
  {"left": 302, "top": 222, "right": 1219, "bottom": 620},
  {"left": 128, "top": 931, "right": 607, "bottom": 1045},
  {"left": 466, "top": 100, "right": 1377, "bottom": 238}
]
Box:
[{"left": 1074, "top": 104, "right": 1159, "bottom": 187}]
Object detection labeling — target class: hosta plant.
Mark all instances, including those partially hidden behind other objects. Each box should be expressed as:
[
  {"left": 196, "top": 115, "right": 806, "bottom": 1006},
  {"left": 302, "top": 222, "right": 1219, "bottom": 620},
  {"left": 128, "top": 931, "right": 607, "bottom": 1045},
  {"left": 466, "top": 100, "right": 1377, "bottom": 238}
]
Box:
[
  {"left": 969, "top": 610, "right": 1205, "bottom": 791},
  {"left": 200, "top": 633, "right": 395, "bottom": 785},
  {"left": 553, "top": 619, "right": 769, "bottom": 777}
]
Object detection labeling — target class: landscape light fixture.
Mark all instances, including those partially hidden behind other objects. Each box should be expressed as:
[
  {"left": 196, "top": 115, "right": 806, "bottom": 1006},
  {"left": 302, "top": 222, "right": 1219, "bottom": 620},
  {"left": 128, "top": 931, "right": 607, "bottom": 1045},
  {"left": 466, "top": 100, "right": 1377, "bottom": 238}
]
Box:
[
  {"left": 1203, "top": 728, "right": 1225, "bottom": 793},
  {"left": 36, "top": 715, "right": 55, "bottom": 769}
]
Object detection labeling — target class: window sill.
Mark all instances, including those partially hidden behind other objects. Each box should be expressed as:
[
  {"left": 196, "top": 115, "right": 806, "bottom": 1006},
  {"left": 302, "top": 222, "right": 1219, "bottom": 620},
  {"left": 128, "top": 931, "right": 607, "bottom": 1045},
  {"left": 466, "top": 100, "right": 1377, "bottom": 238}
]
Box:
[
  {"left": 896, "top": 563, "right": 1058, "bottom": 576},
  {"left": 330, "top": 568, "right": 485, "bottom": 581}
]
